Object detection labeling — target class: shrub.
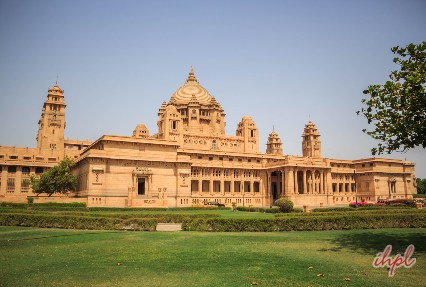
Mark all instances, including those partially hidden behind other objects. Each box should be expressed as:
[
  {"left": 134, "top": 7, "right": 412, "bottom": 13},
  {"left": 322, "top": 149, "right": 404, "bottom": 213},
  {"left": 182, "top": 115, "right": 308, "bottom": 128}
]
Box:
[
  {"left": 27, "top": 197, "right": 34, "bottom": 204},
  {"left": 171, "top": 207, "right": 231, "bottom": 211},
  {"left": 236, "top": 206, "right": 282, "bottom": 213},
  {"left": 0, "top": 202, "right": 86, "bottom": 209},
  {"left": 413, "top": 194, "right": 426, "bottom": 198},
  {"left": 0, "top": 202, "right": 29, "bottom": 209},
  {"left": 274, "top": 198, "right": 294, "bottom": 213},
  {"left": 181, "top": 214, "right": 426, "bottom": 232},
  {"left": 89, "top": 207, "right": 168, "bottom": 212},
  {"left": 388, "top": 199, "right": 417, "bottom": 208},
  {"left": 50, "top": 212, "right": 221, "bottom": 223},
  {"left": 0, "top": 213, "right": 157, "bottom": 231},
  {"left": 275, "top": 209, "right": 426, "bottom": 217}
]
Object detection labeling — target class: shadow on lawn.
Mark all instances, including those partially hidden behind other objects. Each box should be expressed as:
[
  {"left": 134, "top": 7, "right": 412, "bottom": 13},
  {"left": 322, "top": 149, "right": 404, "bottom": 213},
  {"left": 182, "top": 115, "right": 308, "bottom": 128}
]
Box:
[{"left": 318, "top": 230, "right": 426, "bottom": 256}]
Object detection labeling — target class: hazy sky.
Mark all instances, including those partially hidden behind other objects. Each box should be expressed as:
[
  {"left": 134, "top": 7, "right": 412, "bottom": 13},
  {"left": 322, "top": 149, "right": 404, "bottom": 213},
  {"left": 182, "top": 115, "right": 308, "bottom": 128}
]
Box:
[{"left": 0, "top": 0, "right": 425, "bottom": 177}]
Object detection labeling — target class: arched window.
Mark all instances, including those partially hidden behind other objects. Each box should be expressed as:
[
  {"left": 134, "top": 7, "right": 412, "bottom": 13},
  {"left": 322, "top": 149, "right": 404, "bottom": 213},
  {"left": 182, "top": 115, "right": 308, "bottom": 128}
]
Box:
[{"left": 212, "top": 140, "right": 216, "bottom": 150}]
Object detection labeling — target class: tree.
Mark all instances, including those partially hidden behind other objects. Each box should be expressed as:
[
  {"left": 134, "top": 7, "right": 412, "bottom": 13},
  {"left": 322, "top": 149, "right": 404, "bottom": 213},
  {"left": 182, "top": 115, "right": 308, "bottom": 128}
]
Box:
[
  {"left": 274, "top": 198, "right": 294, "bottom": 213},
  {"left": 357, "top": 42, "right": 426, "bottom": 155},
  {"left": 416, "top": 178, "right": 426, "bottom": 194},
  {"left": 27, "top": 156, "right": 78, "bottom": 197}
]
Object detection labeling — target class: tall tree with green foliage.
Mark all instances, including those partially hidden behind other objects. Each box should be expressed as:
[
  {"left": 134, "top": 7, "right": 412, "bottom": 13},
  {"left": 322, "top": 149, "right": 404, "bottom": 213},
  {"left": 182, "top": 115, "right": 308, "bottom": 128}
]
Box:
[
  {"left": 27, "top": 156, "right": 78, "bottom": 197},
  {"left": 357, "top": 42, "right": 426, "bottom": 155},
  {"left": 416, "top": 178, "right": 426, "bottom": 194}
]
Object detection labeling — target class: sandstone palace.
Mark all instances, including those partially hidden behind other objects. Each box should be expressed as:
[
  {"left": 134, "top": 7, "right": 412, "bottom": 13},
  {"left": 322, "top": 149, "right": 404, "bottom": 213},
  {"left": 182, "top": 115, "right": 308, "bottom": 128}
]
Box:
[{"left": 0, "top": 68, "right": 418, "bottom": 207}]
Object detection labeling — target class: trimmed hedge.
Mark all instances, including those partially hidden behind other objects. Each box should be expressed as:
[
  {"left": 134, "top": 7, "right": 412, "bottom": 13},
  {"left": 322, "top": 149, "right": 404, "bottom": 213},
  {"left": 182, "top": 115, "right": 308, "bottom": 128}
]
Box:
[
  {"left": 181, "top": 214, "right": 426, "bottom": 232},
  {"left": 413, "top": 194, "right": 426, "bottom": 198},
  {"left": 0, "top": 202, "right": 29, "bottom": 209},
  {"left": 275, "top": 209, "right": 426, "bottom": 217},
  {"left": 171, "top": 207, "right": 231, "bottom": 211},
  {"left": 311, "top": 206, "right": 412, "bottom": 212},
  {"left": 50, "top": 212, "right": 220, "bottom": 223},
  {"left": 30, "top": 207, "right": 88, "bottom": 212},
  {"left": 236, "top": 206, "right": 282, "bottom": 213},
  {"left": 88, "top": 207, "right": 231, "bottom": 212},
  {"left": 88, "top": 207, "right": 168, "bottom": 212},
  {"left": 0, "top": 209, "right": 221, "bottom": 223},
  {"left": 0, "top": 213, "right": 157, "bottom": 231},
  {"left": 1, "top": 202, "right": 86, "bottom": 209}
]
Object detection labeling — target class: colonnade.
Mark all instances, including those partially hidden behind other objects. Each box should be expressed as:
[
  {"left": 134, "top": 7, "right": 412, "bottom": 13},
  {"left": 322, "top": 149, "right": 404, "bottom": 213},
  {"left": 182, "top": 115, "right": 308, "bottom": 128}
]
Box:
[
  {"left": 265, "top": 167, "right": 332, "bottom": 196},
  {"left": 190, "top": 167, "right": 263, "bottom": 197}
]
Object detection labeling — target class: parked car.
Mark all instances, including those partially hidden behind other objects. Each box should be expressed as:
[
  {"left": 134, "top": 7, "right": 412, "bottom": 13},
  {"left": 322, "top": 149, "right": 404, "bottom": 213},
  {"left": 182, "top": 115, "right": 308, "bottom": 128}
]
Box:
[{"left": 205, "top": 202, "right": 225, "bottom": 207}]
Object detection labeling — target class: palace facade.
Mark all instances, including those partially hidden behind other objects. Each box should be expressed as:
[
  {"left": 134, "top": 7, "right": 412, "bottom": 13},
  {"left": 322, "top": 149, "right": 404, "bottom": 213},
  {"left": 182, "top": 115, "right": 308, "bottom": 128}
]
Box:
[{"left": 0, "top": 68, "right": 418, "bottom": 207}]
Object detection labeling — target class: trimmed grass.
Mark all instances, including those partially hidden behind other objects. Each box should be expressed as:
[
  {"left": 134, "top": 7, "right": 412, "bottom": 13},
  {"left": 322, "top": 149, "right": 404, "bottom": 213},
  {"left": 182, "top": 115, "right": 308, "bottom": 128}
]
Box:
[{"left": 0, "top": 227, "right": 425, "bottom": 286}]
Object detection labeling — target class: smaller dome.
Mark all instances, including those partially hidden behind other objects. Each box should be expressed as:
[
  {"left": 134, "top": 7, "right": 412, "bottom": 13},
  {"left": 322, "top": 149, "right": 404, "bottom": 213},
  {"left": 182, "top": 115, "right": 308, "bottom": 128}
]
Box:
[
  {"left": 242, "top": 115, "right": 252, "bottom": 121},
  {"left": 165, "top": 105, "right": 178, "bottom": 113},
  {"left": 133, "top": 123, "right": 149, "bottom": 138}
]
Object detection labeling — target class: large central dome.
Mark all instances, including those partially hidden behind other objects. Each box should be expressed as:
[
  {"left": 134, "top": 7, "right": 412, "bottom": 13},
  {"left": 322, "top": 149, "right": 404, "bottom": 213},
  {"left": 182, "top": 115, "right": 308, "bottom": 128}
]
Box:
[{"left": 169, "top": 67, "right": 212, "bottom": 105}]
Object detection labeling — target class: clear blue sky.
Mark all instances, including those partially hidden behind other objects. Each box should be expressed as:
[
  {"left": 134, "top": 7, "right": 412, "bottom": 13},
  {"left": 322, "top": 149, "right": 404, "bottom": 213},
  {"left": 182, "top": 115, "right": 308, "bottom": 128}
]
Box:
[{"left": 0, "top": 0, "right": 425, "bottom": 177}]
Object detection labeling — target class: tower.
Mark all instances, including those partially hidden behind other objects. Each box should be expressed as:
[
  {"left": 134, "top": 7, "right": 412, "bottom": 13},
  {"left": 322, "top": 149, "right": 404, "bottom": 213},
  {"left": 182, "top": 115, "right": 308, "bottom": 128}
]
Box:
[
  {"left": 266, "top": 130, "right": 283, "bottom": 155},
  {"left": 36, "top": 84, "right": 67, "bottom": 150},
  {"left": 302, "top": 121, "right": 321, "bottom": 157},
  {"left": 236, "top": 116, "right": 259, "bottom": 153}
]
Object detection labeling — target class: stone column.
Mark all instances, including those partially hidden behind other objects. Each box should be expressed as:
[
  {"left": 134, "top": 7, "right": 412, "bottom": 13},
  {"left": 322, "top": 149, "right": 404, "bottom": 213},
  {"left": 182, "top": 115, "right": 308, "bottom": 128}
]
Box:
[
  {"left": 1, "top": 165, "right": 7, "bottom": 195},
  {"left": 320, "top": 171, "right": 324, "bottom": 194},
  {"left": 326, "top": 170, "right": 332, "bottom": 195},
  {"left": 267, "top": 171, "right": 271, "bottom": 204},
  {"left": 285, "top": 168, "right": 294, "bottom": 195},
  {"left": 209, "top": 168, "right": 213, "bottom": 195},
  {"left": 220, "top": 169, "right": 225, "bottom": 196},
  {"left": 250, "top": 171, "right": 254, "bottom": 196},
  {"left": 294, "top": 169, "right": 298, "bottom": 194},
  {"left": 230, "top": 169, "right": 235, "bottom": 195},
  {"left": 198, "top": 168, "right": 202, "bottom": 193},
  {"left": 16, "top": 166, "right": 22, "bottom": 194},
  {"left": 281, "top": 169, "right": 285, "bottom": 196},
  {"left": 303, "top": 169, "right": 307, "bottom": 194}
]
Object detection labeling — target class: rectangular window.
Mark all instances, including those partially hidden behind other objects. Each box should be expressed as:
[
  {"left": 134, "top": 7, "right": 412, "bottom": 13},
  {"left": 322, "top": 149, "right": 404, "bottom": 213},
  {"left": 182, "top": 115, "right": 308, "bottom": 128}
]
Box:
[
  {"left": 248, "top": 159, "right": 251, "bottom": 162},
  {"left": 238, "top": 159, "right": 242, "bottom": 162},
  {"left": 7, "top": 178, "right": 15, "bottom": 192},
  {"left": 9, "top": 156, "right": 17, "bottom": 159},
  {"left": 257, "top": 160, "right": 260, "bottom": 163},
  {"left": 209, "top": 157, "right": 213, "bottom": 161},
  {"left": 219, "top": 157, "right": 223, "bottom": 160},
  {"left": 198, "top": 156, "right": 202, "bottom": 159},
  {"left": 24, "top": 157, "right": 30, "bottom": 160},
  {"left": 229, "top": 158, "right": 233, "bottom": 161}
]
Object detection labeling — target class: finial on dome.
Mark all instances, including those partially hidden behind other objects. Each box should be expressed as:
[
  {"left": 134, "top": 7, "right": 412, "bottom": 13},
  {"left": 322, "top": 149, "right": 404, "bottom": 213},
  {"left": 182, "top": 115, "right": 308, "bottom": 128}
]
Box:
[{"left": 187, "top": 66, "right": 197, "bottom": 82}]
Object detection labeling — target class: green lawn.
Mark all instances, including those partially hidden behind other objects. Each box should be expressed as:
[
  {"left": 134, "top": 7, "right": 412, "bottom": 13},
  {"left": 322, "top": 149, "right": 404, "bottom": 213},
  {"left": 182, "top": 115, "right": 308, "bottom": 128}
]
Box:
[{"left": 0, "top": 227, "right": 425, "bottom": 286}]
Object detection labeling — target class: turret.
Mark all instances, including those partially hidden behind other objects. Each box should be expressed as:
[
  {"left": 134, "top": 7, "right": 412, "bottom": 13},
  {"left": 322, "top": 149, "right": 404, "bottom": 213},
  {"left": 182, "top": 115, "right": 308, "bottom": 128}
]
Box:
[
  {"left": 302, "top": 121, "right": 321, "bottom": 157},
  {"left": 266, "top": 130, "right": 283, "bottom": 155},
  {"left": 236, "top": 116, "right": 259, "bottom": 153},
  {"left": 36, "top": 84, "right": 67, "bottom": 150}
]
